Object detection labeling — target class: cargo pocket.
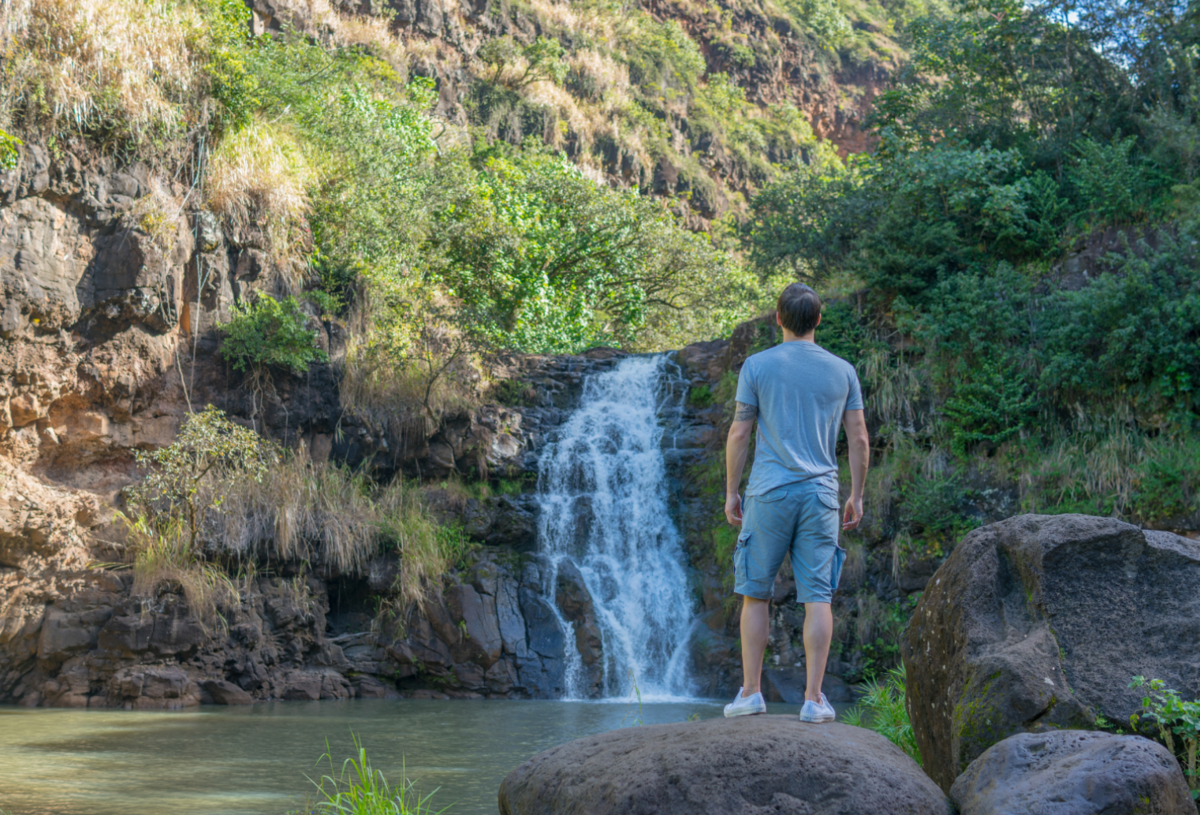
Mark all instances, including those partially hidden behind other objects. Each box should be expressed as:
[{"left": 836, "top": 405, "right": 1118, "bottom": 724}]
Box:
[
  {"left": 830, "top": 542, "right": 848, "bottom": 594},
  {"left": 734, "top": 529, "right": 751, "bottom": 562},
  {"left": 816, "top": 491, "right": 842, "bottom": 511},
  {"left": 733, "top": 529, "right": 751, "bottom": 582}
]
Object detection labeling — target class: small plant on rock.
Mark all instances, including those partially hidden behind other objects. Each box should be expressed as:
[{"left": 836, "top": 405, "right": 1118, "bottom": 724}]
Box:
[
  {"left": 219, "top": 294, "right": 327, "bottom": 377},
  {"left": 1130, "top": 676, "right": 1199, "bottom": 801}
]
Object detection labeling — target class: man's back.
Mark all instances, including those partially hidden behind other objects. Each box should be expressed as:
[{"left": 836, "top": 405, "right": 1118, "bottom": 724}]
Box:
[{"left": 735, "top": 340, "right": 863, "bottom": 497}]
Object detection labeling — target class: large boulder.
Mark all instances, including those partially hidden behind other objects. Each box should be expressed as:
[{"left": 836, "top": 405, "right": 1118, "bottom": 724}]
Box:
[
  {"left": 903, "top": 514, "right": 1200, "bottom": 791},
  {"left": 498, "top": 717, "right": 950, "bottom": 815},
  {"left": 950, "top": 730, "right": 1194, "bottom": 815}
]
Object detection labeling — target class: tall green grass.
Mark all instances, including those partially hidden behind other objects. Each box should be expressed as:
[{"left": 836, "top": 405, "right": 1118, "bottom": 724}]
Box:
[
  {"left": 842, "top": 665, "right": 922, "bottom": 765},
  {"left": 305, "top": 737, "right": 446, "bottom": 815}
]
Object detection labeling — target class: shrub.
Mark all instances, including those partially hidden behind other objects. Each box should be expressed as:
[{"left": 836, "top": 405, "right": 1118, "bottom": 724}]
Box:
[
  {"left": 1130, "top": 677, "right": 1199, "bottom": 801},
  {"left": 121, "top": 406, "right": 276, "bottom": 621},
  {"left": 124, "top": 406, "right": 278, "bottom": 549},
  {"left": 1069, "top": 136, "right": 1157, "bottom": 224},
  {"left": 843, "top": 665, "right": 922, "bottom": 765},
  {"left": 219, "top": 295, "right": 327, "bottom": 376}
]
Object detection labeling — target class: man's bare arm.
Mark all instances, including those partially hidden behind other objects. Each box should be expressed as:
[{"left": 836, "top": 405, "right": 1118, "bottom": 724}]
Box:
[
  {"left": 725, "top": 402, "right": 756, "bottom": 525},
  {"left": 842, "top": 409, "right": 869, "bottom": 531}
]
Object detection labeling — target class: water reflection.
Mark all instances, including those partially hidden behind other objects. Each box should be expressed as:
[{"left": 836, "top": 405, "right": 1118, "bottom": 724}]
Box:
[{"left": 0, "top": 699, "right": 810, "bottom": 815}]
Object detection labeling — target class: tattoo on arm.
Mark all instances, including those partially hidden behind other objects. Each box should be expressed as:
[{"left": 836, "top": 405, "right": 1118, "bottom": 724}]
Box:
[{"left": 734, "top": 401, "right": 758, "bottom": 422}]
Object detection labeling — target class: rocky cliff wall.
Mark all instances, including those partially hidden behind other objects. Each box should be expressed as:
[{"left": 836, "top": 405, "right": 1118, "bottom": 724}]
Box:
[{"left": 0, "top": 138, "right": 609, "bottom": 707}]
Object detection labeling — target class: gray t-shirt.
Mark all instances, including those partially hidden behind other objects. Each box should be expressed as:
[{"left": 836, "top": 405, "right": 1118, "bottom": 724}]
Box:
[{"left": 735, "top": 340, "right": 864, "bottom": 497}]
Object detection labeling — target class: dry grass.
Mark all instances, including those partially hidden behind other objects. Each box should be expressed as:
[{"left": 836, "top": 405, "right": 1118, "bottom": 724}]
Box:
[
  {"left": 858, "top": 344, "right": 921, "bottom": 435},
  {"left": 205, "top": 117, "right": 313, "bottom": 265},
  {"left": 259, "top": 0, "right": 409, "bottom": 76},
  {"left": 0, "top": 0, "right": 204, "bottom": 141},
  {"left": 211, "top": 454, "right": 452, "bottom": 613},
  {"left": 214, "top": 455, "right": 381, "bottom": 576},
  {"left": 568, "top": 49, "right": 631, "bottom": 101},
  {"left": 125, "top": 514, "right": 238, "bottom": 628},
  {"left": 1021, "top": 407, "right": 1151, "bottom": 516}
]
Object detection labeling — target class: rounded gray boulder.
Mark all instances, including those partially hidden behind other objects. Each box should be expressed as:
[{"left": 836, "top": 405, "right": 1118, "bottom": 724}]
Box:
[
  {"left": 951, "top": 730, "right": 1194, "bottom": 815},
  {"left": 498, "top": 717, "right": 951, "bottom": 815},
  {"left": 902, "top": 514, "right": 1200, "bottom": 790}
]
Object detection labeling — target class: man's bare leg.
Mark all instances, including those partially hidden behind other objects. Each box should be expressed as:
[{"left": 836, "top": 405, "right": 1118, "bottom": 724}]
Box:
[
  {"left": 739, "top": 595, "right": 770, "bottom": 696},
  {"left": 803, "top": 601, "right": 833, "bottom": 703}
]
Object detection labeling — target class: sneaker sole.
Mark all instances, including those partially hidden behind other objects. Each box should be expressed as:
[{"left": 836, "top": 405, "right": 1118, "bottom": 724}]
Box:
[
  {"left": 724, "top": 705, "right": 767, "bottom": 718},
  {"left": 799, "top": 713, "right": 836, "bottom": 723}
]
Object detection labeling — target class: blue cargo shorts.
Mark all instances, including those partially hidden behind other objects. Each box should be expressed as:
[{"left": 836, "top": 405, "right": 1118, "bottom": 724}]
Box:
[{"left": 734, "top": 481, "right": 846, "bottom": 604}]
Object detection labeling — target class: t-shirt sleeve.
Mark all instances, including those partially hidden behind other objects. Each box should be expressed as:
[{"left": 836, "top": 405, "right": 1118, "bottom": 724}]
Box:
[
  {"left": 846, "top": 366, "right": 865, "bottom": 411},
  {"left": 734, "top": 359, "right": 758, "bottom": 407}
]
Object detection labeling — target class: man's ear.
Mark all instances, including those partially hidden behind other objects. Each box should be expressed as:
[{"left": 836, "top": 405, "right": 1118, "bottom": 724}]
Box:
[
  {"left": 815, "top": 312, "right": 822, "bottom": 329},
  {"left": 776, "top": 311, "right": 783, "bottom": 327}
]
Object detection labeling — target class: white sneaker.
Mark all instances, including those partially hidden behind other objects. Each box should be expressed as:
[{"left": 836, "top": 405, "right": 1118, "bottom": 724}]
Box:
[
  {"left": 723, "top": 687, "right": 766, "bottom": 718},
  {"left": 799, "top": 692, "right": 836, "bottom": 723}
]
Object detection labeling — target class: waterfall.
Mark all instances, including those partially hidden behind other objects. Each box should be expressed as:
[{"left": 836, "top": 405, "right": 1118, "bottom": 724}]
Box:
[{"left": 536, "top": 354, "right": 697, "bottom": 700}]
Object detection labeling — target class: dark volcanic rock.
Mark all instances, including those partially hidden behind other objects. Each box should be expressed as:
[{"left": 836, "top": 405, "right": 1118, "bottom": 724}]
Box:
[
  {"left": 498, "top": 717, "right": 950, "bottom": 815},
  {"left": 903, "top": 514, "right": 1200, "bottom": 791},
  {"left": 950, "top": 730, "right": 1194, "bottom": 815},
  {"left": 203, "top": 679, "right": 254, "bottom": 705}
]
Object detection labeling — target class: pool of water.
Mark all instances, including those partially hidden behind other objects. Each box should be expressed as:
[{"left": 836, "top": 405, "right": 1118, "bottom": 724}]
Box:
[{"left": 0, "top": 698, "right": 820, "bottom": 815}]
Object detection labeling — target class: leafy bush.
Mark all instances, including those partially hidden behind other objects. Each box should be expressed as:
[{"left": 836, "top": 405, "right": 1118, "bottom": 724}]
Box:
[
  {"left": 219, "top": 295, "right": 327, "bottom": 375},
  {"left": 843, "top": 665, "right": 922, "bottom": 765},
  {"left": 121, "top": 406, "right": 276, "bottom": 621},
  {"left": 429, "top": 147, "right": 741, "bottom": 352},
  {"left": 1069, "top": 136, "right": 1159, "bottom": 224},
  {"left": 1130, "top": 677, "right": 1199, "bottom": 801},
  {"left": 124, "top": 406, "right": 278, "bottom": 548}
]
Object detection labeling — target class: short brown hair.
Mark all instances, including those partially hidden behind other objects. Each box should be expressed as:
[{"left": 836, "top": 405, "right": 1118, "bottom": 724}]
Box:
[{"left": 777, "top": 283, "right": 822, "bottom": 335}]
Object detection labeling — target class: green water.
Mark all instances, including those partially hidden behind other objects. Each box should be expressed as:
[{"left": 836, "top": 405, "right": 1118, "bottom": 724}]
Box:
[{"left": 0, "top": 699, "right": 813, "bottom": 815}]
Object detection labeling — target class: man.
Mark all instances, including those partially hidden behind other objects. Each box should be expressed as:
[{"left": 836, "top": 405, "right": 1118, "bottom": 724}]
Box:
[{"left": 722, "top": 283, "right": 870, "bottom": 723}]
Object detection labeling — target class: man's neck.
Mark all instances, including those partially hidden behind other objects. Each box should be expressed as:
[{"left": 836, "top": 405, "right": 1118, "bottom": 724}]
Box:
[{"left": 780, "top": 329, "right": 817, "bottom": 343}]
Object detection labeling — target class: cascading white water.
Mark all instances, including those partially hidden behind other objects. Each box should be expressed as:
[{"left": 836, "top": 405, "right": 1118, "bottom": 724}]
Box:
[{"left": 536, "top": 354, "right": 696, "bottom": 700}]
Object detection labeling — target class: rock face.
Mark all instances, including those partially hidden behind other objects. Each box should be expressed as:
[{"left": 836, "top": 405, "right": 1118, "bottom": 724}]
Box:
[
  {"left": 903, "top": 514, "right": 1200, "bottom": 791},
  {"left": 950, "top": 730, "right": 1194, "bottom": 815},
  {"left": 0, "top": 133, "right": 619, "bottom": 710},
  {"left": 497, "top": 717, "right": 951, "bottom": 815}
]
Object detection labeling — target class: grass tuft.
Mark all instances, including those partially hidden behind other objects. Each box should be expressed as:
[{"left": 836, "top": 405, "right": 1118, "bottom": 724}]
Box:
[
  {"left": 306, "top": 736, "right": 446, "bottom": 815},
  {"left": 205, "top": 117, "right": 313, "bottom": 266},
  {"left": 842, "top": 665, "right": 921, "bottom": 765}
]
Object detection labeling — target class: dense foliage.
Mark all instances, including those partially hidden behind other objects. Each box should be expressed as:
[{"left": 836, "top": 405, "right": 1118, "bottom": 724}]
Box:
[{"left": 745, "top": 0, "right": 1200, "bottom": 560}]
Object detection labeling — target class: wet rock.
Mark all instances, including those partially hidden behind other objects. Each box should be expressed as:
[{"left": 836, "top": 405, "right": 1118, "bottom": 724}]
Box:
[
  {"left": 110, "top": 665, "right": 199, "bottom": 709},
  {"left": 554, "top": 561, "right": 603, "bottom": 687},
  {"left": 351, "top": 675, "right": 400, "bottom": 699},
  {"left": 487, "top": 496, "right": 538, "bottom": 550},
  {"left": 499, "top": 718, "right": 951, "bottom": 815},
  {"left": 950, "top": 730, "right": 1194, "bottom": 815},
  {"left": 446, "top": 582, "right": 503, "bottom": 669},
  {"left": 903, "top": 514, "right": 1200, "bottom": 791},
  {"left": 203, "top": 679, "right": 254, "bottom": 705}
]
